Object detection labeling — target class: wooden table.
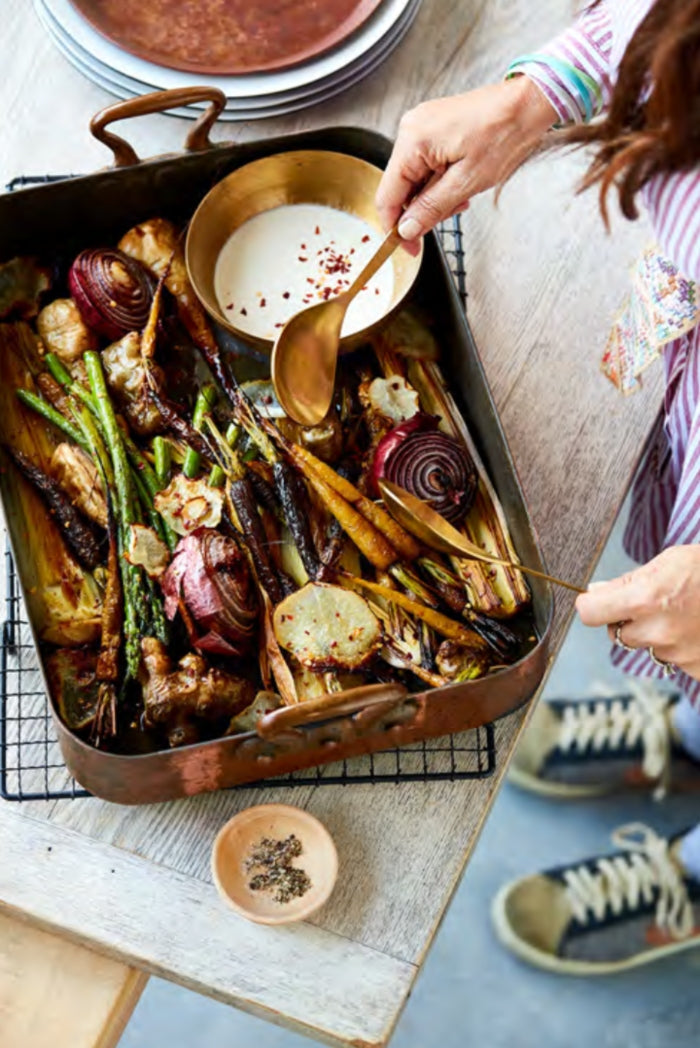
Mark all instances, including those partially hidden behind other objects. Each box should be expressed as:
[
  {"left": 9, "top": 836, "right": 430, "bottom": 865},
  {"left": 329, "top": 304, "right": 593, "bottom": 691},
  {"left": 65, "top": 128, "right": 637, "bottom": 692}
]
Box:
[{"left": 0, "top": 2, "right": 663, "bottom": 1047}]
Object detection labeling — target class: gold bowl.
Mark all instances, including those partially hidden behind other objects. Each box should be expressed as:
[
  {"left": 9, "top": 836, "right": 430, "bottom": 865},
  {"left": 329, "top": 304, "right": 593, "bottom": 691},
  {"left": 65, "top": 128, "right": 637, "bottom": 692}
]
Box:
[{"left": 185, "top": 149, "right": 423, "bottom": 352}]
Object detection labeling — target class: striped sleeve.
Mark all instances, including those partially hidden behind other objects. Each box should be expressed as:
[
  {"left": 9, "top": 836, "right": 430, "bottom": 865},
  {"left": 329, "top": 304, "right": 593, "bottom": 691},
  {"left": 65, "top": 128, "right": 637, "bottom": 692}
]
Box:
[
  {"left": 644, "top": 172, "right": 700, "bottom": 282},
  {"left": 506, "top": 2, "right": 614, "bottom": 125}
]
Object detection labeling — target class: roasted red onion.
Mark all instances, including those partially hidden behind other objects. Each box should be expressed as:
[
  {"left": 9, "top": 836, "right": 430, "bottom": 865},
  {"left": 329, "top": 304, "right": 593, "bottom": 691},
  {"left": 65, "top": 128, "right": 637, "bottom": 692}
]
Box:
[
  {"left": 161, "top": 531, "right": 258, "bottom": 657},
  {"left": 373, "top": 414, "right": 478, "bottom": 526},
  {"left": 69, "top": 248, "right": 153, "bottom": 340}
]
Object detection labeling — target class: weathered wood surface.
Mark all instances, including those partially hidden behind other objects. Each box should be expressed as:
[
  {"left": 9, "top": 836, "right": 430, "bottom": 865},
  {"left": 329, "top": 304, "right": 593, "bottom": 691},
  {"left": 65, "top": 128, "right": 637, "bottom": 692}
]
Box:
[
  {"left": 0, "top": 805, "right": 414, "bottom": 1048},
  {"left": 0, "top": 0, "right": 663, "bottom": 1044},
  {"left": 0, "top": 911, "right": 147, "bottom": 1048}
]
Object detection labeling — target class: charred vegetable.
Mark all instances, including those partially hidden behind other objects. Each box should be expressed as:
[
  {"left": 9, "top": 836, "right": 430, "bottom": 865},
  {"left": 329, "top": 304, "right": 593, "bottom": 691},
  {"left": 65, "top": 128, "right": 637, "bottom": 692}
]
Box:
[
  {"left": 69, "top": 248, "right": 154, "bottom": 340},
  {"left": 141, "top": 637, "right": 255, "bottom": 747},
  {"left": 161, "top": 530, "right": 258, "bottom": 657},
  {"left": 46, "top": 648, "right": 101, "bottom": 732},
  {"left": 272, "top": 461, "right": 320, "bottom": 578},
  {"left": 4, "top": 446, "right": 103, "bottom": 570}
]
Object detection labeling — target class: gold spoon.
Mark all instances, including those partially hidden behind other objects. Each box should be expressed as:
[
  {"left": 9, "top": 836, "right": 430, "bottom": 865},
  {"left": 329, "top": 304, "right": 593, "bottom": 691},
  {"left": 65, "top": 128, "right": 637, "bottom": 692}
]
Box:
[
  {"left": 271, "top": 222, "right": 402, "bottom": 427},
  {"left": 379, "top": 478, "right": 585, "bottom": 594}
]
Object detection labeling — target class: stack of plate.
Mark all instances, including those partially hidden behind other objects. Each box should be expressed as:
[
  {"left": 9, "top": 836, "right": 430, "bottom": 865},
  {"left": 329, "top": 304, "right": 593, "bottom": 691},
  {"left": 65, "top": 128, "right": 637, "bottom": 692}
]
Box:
[{"left": 35, "top": 0, "right": 422, "bottom": 120}]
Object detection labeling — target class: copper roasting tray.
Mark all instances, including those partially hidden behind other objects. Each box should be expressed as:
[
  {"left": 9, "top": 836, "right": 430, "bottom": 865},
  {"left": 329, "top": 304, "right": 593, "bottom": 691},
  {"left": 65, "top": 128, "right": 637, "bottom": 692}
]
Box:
[{"left": 0, "top": 90, "right": 553, "bottom": 804}]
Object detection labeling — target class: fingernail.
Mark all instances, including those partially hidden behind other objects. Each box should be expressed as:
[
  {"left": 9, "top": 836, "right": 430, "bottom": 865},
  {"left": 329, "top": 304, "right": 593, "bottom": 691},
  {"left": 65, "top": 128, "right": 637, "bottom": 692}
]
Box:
[
  {"left": 587, "top": 580, "right": 607, "bottom": 589},
  {"left": 398, "top": 216, "right": 422, "bottom": 240}
]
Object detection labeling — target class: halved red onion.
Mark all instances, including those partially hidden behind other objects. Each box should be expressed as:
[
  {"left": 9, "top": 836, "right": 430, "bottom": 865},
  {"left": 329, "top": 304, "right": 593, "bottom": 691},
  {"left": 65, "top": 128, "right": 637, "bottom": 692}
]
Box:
[
  {"left": 69, "top": 248, "right": 154, "bottom": 340},
  {"left": 161, "top": 531, "right": 258, "bottom": 657},
  {"left": 373, "top": 415, "right": 478, "bottom": 525}
]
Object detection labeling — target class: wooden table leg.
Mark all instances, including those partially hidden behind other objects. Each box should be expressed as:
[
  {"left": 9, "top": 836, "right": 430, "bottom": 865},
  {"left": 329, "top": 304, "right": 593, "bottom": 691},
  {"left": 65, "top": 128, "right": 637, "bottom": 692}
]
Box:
[{"left": 0, "top": 912, "right": 148, "bottom": 1048}]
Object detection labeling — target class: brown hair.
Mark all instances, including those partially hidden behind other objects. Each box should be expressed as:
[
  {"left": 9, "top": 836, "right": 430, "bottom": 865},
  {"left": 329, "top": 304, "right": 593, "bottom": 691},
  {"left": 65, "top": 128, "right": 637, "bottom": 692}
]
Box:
[{"left": 563, "top": 0, "right": 700, "bottom": 223}]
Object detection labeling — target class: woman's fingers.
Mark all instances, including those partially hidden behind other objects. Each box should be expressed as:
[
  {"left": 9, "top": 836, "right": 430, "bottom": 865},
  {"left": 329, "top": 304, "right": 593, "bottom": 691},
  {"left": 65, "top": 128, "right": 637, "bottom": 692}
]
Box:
[
  {"left": 397, "top": 161, "right": 473, "bottom": 239},
  {"left": 375, "top": 132, "right": 434, "bottom": 232},
  {"left": 575, "top": 572, "right": 645, "bottom": 627}
]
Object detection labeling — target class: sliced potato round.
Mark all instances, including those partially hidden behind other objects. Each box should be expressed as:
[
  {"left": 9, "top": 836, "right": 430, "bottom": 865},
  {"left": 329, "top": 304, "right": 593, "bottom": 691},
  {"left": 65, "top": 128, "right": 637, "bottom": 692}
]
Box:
[{"left": 273, "top": 583, "right": 382, "bottom": 671}]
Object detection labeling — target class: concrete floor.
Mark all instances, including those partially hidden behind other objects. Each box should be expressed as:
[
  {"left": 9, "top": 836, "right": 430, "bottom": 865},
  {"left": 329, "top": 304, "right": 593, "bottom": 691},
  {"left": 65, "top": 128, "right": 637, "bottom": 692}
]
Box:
[{"left": 120, "top": 510, "right": 700, "bottom": 1048}]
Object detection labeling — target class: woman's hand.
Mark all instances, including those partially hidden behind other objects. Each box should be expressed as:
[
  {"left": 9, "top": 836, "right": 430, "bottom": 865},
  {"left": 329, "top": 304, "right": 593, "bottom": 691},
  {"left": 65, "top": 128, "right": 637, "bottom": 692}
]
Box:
[
  {"left": 375, "top": 77, "right": 557, "bottom": 247},
  {"left": 576, "top": 545, "right": 700, "bottom": 680}
]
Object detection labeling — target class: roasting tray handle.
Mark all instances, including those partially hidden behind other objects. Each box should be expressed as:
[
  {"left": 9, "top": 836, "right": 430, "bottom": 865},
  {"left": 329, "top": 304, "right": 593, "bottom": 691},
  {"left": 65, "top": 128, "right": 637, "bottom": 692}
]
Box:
[
  {"left": 89, "top": 88, "right": 227, "bottom": 168},
  {"left": 256, "top": 682, "right": 409, "bottom": 739}
]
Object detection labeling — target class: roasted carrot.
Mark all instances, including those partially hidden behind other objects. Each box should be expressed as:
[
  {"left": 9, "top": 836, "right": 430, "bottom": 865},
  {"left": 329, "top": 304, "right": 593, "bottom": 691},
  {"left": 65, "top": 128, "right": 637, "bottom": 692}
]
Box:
[
  {"left": 301, "top": 466, "right": 398, "bottom": 571},
  {"left": 342, "top": 574, "right": 489, "bottom": 650},
  {"left": 285, "top": 442, "right": 421, "bottom": 562}
]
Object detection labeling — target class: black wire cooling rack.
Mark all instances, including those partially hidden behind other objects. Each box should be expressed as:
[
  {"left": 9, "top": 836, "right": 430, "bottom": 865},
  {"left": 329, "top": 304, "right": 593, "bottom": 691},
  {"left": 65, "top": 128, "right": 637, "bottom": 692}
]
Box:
[{"left": 0, "top": 179, "right": 491, "bottom": 801}]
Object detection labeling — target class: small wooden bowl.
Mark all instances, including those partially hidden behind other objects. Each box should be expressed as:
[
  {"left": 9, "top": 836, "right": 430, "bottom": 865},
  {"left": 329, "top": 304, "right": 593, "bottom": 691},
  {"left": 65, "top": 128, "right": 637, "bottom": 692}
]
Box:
[{"left": 211, "top": 804, "right": 338, "bottom": 925}]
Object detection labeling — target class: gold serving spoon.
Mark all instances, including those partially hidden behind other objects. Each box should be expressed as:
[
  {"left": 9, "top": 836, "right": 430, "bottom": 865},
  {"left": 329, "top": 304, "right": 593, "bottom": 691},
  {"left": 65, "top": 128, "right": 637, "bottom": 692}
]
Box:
[
  {"left": 271, "top": 222, "right": 402, "bottom": 427},
  {"left": 379, "top": 478, "right": 585, "bottom": 594}
]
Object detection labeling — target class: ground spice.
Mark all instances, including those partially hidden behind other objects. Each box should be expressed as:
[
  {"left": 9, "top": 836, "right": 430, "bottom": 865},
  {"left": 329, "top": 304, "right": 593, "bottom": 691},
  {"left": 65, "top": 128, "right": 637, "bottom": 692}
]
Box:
[{"left": 244, "top": 834, "right": 311, "bottom": 904}]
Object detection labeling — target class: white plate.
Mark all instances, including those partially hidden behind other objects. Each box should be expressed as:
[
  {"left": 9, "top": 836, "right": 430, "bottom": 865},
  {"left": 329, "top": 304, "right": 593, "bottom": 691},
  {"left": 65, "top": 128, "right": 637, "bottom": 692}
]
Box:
[
  {"left": 39, "top": 2, "right": 419, "bottom": 120},
  {"left": 38, "top": 0, "right": 420, "bottom": 111},
  {"left": 42, "top": 0, "right": 416, "bottom": 98}
]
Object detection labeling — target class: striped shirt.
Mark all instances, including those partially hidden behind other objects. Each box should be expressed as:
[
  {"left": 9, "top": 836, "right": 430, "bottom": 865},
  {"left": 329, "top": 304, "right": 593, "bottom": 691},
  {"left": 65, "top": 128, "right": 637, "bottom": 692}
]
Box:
[{"left": 510, "top": 1, "right": 700, "bottom": 701}]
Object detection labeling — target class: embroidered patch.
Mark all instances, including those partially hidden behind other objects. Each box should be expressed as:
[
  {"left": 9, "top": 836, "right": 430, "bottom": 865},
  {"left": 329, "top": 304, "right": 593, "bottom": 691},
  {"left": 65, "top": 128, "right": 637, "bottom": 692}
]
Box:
[{"left": 602, "top": 246, "right": 700, "bottom": 393}]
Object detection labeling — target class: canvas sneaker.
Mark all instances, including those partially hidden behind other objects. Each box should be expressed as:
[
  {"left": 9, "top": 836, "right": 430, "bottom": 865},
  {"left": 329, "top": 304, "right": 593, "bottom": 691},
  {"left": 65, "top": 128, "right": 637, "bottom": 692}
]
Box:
[
  {"left": 508, "top": 682, "right": 700, "bottom": 799},
  {"left": 491, "top": 823, "right": 700, "bottom": 975}
]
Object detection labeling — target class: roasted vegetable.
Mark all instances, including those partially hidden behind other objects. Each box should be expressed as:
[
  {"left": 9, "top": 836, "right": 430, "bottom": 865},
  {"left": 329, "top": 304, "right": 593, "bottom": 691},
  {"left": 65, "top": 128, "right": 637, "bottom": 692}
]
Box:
[
  {"left": 0, "top": 257, "right": 51, "bottom": 321},
  {"left": 375, "top": 346, "right": 530, "bottom": 616},
  {"left": 182, "top": 384, "right": 217, "bottom": 479},
  {"left": 228, "top": 475, "right": 288, "bottom": 604},
  {"left": 343, "top": 574, "right": 489, "bottom": 650},
  {"left": 161, "top": 530, "right": 258, "bottom": 657},
  {"left": 274, "top": 583, "right": 382, "bottom": 671},
  {"left": 226, "top": 690, "right": 283, "bottom": 734},
  {"left": 37, "top": 298, "right": 96, "bottom": 365},
  {"left": 364, "top": 375, "right": 420, "bottom": 425},
  {"left": 373, "top": 307, "right": 440, "bottom": 361},
  {"left": 69, "top": 248, "right": 154, "bottom": 340},
  {"left": 46, "top": 648, "right": 101, "bottom": 732},
  {"left": 102, "top": 331, "right": 163, "bottom": 435},
  {"left": 272, "top": 461, "right": 320, "bottom": 578},
  {"left": 154, "top": 473, "right": 223, "bottom": 535},
  {"left": 4, "top": 446, "right": 103, "bottom": 570},
  {"left": 372, "top": 414, "right": 478, "bottom": 525},
  {"left": 86, "top": 350, "right": 169, "bottom": 671},
  {"left": 435, "top": 640, "right": 494, "bottom": 682},
  {"left": 141, "top": 637, "right": 255, "bottom": 747},
  {"left": 50, "top": 442, "right": 108, "bottom": 527},
  {"left": 125, "top": 524, "right": 170, "bottom": 578},
  {"left": 119, "top": 218, "right": 220, "bottom": 359}
]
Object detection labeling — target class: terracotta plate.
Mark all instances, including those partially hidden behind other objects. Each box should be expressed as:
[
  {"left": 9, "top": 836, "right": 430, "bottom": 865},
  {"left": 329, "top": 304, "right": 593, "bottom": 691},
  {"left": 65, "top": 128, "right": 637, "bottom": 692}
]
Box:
[{"left": 67, "top": 0, "right": 388, "bottom": 75}]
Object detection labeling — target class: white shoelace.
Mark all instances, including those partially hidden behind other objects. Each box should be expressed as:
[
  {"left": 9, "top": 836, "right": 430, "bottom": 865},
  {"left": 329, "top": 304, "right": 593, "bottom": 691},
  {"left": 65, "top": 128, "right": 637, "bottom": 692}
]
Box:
[
  {"left": 556, "top": 681, "right": 674, "bottom": 796},
  {"left": 562, "top": 823, "right": 694, "bottom": 942}
]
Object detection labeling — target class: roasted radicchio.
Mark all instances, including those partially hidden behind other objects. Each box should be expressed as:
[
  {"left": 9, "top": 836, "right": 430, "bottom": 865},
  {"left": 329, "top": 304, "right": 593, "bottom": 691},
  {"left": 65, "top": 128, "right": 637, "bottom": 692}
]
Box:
[{"left": 161, "top": 530, "right": 258, "bottom": 657}]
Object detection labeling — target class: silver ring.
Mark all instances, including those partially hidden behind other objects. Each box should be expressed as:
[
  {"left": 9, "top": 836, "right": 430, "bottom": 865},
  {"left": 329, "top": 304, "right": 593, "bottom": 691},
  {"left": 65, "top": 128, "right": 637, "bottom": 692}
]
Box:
[
  {"left": 614, "top": 622, "right": 636, "bottom": 652},
  {"left": 647, "top": 646, "right": 678, "bottom": 678}
]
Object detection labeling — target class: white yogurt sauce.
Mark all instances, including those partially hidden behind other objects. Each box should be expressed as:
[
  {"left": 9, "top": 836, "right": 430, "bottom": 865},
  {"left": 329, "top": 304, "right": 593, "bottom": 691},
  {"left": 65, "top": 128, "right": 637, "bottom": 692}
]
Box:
[{"left": 214, "top": 203, "right": 394, "bottom": 340}]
